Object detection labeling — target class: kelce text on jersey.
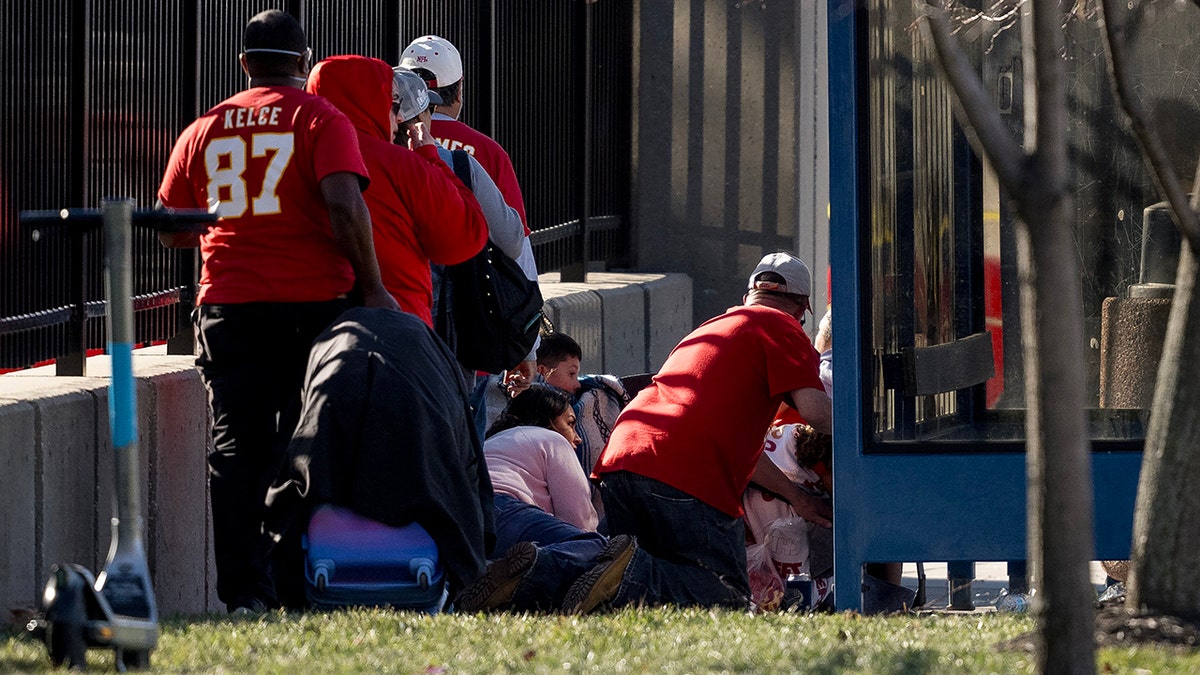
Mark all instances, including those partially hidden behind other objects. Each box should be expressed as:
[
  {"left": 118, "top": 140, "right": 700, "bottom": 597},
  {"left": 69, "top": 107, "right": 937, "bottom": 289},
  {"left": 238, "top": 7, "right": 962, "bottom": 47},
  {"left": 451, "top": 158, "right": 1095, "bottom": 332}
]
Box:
[{"left": 224, "top": 106, "right": 283, "bottom": 129}]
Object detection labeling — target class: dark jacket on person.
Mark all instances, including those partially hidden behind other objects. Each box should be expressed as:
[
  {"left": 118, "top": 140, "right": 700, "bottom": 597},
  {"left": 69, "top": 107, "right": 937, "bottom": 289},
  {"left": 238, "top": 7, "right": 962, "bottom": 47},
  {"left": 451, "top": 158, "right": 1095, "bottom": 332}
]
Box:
[{"left": 263, "top": 307, "right": 495, "bottom": 603}]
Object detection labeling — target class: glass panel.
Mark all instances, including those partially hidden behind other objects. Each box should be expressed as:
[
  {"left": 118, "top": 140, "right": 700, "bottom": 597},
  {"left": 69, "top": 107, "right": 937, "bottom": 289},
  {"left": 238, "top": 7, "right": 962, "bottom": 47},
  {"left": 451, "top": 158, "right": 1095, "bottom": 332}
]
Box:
[{"left": 864, "top": 0, "right": 1200, "bottom": 448}]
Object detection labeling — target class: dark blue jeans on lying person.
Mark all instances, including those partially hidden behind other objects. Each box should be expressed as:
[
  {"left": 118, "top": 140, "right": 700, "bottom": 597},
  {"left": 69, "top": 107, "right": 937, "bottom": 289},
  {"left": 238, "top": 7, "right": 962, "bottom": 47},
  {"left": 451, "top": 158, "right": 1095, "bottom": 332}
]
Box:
[
  {"left": 598, "top": 470, "right": 750, "bottom": 609},
  {"left": 491, "top": 493, "right": 608, "bottom": 611}
]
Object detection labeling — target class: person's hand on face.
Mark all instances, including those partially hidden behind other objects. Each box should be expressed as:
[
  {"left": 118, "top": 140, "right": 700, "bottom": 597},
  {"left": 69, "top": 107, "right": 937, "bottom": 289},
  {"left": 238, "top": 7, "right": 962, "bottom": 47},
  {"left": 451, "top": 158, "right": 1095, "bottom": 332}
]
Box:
[{"left": 406, "top": 120, "right": 436, "bottom": 150}]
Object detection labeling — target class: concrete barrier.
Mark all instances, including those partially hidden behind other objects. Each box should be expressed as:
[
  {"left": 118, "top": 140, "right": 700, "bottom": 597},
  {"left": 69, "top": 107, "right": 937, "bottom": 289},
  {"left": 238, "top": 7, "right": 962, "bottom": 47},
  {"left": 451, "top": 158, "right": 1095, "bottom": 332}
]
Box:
[
  {"left": 0, "top": 354, "right": 221, "bottom": 617},
  {"left": 539, "top": 271, "right": 693, "bottom": 375},
  {"left": 0, "top": 377, "right": 104, "bottom": 612},
  {"left": 0, "top": 398, "right": 37, "bottom": 614},
  {"left": 0, "top": 271, "right": 691, "bottom": 616},
  {"left": 540, "top": 282, "right": 604, "bottom": 371},
  {"left": 83, "top": 355, "right": 218, "bottom": 615}
]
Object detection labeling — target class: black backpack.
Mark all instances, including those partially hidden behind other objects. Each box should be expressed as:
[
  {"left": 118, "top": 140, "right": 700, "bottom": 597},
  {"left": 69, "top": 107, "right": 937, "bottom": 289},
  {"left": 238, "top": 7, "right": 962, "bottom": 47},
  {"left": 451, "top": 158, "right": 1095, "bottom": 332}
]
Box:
[{"left": 436, "top": 150, "right": 544, "bottom": 373}]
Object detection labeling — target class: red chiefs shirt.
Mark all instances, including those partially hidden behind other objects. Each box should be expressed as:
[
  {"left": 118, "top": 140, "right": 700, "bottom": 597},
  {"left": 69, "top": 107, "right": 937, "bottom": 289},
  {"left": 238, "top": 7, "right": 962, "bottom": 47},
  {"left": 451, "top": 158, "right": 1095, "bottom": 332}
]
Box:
[
  {"left": 595, "top": 304, "right": 824, "bottom": 517},
  {"left": 158, "top": 86, "right": 368, "bottom": 305},
  {"left": 307, "top": 56, "right": 487, "bottom": 327},
  {"left": 430, "top": 115, "right": 528, "bottom": 233}
]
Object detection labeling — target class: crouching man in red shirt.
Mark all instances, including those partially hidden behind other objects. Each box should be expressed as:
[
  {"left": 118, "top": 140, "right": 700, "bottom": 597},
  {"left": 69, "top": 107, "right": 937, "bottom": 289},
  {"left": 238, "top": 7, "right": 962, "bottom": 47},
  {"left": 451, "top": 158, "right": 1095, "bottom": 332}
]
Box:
[{"left": 563, "top": 252, "right": 833, "bottom": 613}]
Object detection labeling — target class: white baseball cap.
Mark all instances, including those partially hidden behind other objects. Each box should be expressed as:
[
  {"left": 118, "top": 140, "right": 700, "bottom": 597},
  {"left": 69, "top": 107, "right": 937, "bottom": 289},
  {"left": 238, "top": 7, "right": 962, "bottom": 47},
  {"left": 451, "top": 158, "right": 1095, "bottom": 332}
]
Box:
[
  {"left": 399, "top": 35, "right": 462, "bottom": 88},
  {"left": 748, "top": 252, "right": 812, "bottom": 297}
]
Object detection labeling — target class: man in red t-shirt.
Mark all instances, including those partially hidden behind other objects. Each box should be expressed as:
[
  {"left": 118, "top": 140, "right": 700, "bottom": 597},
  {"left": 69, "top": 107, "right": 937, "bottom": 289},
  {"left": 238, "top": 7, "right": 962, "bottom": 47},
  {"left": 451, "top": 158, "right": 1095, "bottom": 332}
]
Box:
[
  {"left": 561, "top": 253, "right": 834, "bottom": 613},
  {"left": 157, "top": 10, "right": 398, "bottom": 613},
  {"left": 398, "top": 35, "right": 529, "bottom": 233}
]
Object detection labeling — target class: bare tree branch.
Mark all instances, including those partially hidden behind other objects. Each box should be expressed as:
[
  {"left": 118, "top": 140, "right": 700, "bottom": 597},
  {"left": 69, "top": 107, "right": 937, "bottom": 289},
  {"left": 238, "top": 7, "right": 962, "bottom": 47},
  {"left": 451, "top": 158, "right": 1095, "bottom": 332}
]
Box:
[
  {"left": 916, "top": 0, "right": 1028, "bottom": 195},
  {"left": 1097, "top": 0, "right": 1200, "bottom": 254},
  {"left": 1027, "top": 0, "right": 1069, "bottom": 203}
]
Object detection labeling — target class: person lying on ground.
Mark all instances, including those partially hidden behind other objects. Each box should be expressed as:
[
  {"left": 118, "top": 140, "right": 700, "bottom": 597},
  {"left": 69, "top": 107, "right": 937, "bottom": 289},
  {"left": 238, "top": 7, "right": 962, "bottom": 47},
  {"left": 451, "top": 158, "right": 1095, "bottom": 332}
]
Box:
[
  {"left": 459, "top": 385, "right": 618, "bottom": 613},
  {"left": 474, "top": 331, "right": 629, "bottom": 521}
]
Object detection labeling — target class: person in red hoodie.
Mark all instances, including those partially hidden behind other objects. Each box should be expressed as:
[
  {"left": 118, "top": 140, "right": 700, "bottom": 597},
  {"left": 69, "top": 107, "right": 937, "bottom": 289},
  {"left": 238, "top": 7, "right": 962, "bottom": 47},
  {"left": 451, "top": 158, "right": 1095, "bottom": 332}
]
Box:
[
  {"left": 398, "top": 35, "right": 528, "bottom": 233},
  {"left": 306, "top": 54, "right": 487, "bottom": 327}
]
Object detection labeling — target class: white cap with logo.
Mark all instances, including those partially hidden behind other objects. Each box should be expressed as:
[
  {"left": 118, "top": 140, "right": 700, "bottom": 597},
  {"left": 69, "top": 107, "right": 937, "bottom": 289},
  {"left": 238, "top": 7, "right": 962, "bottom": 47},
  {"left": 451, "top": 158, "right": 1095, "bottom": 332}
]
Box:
[
  {"left": 748, "top": 252, "right": 813, "bottom": 297},
  {"left": 399, "top": 35, "right": 463, "bottom": 88}
]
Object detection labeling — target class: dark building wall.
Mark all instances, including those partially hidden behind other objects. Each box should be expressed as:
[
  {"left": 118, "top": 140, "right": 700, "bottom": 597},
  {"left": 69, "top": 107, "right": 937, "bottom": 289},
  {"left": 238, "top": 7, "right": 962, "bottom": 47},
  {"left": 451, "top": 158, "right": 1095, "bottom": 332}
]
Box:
[{"left": 631, "top": 0, "right": 830, "bottom": 327}]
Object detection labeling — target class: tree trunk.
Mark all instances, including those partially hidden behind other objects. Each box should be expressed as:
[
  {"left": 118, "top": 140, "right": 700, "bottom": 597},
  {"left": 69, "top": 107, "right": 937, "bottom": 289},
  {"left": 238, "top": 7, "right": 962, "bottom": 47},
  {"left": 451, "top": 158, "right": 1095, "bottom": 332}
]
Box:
[
  {"left": 1015, "top": 0, "right": 1098, "bottom": 668},
  {"left": 1129, "top": 244, "right": 1200, "bottom": 618},
  {"left": 917, "top": 0, "right": 1099, "bottom": 666},
  {"left": 1015, "top": 192, "right": 1097, "bottom": 674}
]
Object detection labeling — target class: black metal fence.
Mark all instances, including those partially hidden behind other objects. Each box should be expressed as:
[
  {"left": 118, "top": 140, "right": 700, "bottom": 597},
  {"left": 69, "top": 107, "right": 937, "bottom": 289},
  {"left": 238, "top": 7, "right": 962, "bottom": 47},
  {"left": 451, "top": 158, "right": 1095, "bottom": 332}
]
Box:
[{"left": 0, "top": 0, "right": 631, "bottom": 372}]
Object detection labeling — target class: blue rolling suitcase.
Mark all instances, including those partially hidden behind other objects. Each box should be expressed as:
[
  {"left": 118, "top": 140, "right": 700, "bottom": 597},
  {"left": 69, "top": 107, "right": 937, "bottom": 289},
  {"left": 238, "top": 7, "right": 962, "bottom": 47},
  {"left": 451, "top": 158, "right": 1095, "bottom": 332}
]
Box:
[{"left": 302, "top": 504, "right": 448, "bottom": 612}]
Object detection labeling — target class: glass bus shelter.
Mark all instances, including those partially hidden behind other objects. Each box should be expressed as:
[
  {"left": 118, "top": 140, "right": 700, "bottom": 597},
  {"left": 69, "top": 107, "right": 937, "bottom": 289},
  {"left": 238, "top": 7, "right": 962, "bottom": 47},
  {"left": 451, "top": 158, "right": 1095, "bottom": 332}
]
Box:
[{"left": 827, "top": 0, "right": 1198, "bottom": 610}]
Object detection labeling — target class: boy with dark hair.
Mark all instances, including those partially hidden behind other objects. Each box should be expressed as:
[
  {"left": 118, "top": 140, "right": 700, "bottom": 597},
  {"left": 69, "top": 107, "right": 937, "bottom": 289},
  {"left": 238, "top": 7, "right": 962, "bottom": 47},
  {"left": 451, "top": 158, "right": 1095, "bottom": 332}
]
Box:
[{"left": 535, "top": 332, "right": 583, "bottom": 395}]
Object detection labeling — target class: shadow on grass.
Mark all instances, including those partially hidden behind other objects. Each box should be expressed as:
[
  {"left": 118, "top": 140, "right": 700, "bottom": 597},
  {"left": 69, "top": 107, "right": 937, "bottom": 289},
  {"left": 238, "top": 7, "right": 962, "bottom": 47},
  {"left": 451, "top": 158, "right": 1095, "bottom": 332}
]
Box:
[{"left": 797, "top": 646, "right": 940, "bottom": 675}]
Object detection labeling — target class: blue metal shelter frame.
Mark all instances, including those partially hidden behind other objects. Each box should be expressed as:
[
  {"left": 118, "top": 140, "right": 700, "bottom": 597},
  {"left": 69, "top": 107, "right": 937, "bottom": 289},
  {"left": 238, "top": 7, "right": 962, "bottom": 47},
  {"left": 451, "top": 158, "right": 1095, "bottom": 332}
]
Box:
[{"left": 826, "top": 0, "right": 1147, "bottom": 611}]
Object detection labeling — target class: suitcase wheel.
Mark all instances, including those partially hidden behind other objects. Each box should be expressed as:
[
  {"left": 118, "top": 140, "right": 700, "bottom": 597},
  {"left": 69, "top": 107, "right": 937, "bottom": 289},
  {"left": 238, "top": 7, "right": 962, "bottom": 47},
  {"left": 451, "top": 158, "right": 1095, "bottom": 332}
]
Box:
[
  {"left": 313, "top": 562, "right": 331, "bottom": 592},
  {"left": 412, "top": 560, "right": 434, "bottom": 591}
]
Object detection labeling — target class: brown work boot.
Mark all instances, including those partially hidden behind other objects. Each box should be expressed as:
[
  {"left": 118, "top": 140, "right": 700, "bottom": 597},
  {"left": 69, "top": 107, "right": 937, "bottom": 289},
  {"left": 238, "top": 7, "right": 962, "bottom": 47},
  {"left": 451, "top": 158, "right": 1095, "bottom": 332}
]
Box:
[
  {"left": 561, "top": 535, "right": 637, "bottom": 615},
  {"left": 457, "top": 542, "right": 537, "bottom": 612}
]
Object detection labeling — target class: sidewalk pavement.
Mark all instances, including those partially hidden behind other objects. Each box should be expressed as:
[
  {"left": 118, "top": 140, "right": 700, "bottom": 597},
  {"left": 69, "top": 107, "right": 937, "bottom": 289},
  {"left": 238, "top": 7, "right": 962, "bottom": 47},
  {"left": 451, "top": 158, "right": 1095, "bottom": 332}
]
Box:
[{"left": 901, "top": 561, "right": 1113, "bottom": 610}]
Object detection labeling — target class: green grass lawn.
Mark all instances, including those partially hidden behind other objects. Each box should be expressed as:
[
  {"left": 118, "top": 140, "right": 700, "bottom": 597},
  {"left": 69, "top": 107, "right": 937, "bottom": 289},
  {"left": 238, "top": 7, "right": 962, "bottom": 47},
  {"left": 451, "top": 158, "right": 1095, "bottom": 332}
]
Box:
[{"left": 3, "top": 608, "right": 1198, "bottom": 673}]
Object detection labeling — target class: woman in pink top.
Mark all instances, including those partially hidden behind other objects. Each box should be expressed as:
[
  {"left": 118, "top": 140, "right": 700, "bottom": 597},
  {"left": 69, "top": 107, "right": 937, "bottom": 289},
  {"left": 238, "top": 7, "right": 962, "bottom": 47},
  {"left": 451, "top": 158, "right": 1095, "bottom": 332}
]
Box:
[
  {"left": 460, "top": 386, "right": 634, "bottom": 613},
  {"left": 483, "top": 385, "right": 597, "bottom": 531}
]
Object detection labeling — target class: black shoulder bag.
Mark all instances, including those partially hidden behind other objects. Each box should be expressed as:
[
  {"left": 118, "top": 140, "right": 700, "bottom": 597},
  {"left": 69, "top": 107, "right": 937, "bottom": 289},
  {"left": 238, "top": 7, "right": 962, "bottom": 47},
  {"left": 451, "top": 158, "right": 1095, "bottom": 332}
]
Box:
[{"left": 436, "top": 150, "right": 544, "bottom": 373}]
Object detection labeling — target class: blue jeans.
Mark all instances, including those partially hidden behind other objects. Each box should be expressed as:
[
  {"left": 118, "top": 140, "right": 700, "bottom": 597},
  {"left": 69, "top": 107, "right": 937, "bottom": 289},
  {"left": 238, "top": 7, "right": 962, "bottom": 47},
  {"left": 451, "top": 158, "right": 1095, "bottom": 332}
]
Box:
[
  {"left": 599, "top": 471, "right": 749, "bottom": 609},
  {"left": 492, "top": 494, "right": 608, "bottom": 611}
]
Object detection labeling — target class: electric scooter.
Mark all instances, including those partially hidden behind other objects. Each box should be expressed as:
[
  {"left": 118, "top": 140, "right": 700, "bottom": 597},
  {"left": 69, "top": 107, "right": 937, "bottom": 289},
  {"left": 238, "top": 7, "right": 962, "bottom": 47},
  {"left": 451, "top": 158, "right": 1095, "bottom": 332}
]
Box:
[{"left": 20, "top": 199, "right": 213, "bottom": 670}]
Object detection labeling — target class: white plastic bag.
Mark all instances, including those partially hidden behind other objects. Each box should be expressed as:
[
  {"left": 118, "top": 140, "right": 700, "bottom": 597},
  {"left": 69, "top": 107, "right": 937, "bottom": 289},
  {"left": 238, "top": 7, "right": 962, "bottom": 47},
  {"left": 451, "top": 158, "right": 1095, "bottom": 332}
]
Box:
[{"left": 746, "top": 543, "right": 785, "bottom": 611}]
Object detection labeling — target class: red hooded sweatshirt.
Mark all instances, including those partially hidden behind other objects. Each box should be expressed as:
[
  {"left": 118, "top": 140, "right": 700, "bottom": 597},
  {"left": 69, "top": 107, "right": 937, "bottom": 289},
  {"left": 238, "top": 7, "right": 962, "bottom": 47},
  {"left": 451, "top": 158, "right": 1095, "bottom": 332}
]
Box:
[{"left": 307, "top": 55, "right": 486, "bottom": 326}]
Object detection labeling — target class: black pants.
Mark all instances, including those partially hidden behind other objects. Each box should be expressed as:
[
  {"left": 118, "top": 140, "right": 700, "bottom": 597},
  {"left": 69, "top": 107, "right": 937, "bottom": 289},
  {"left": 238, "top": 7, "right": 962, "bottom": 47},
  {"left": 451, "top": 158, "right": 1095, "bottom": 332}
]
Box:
[{"left": 195, "top": 300, "right": 348, "bottom": 610}]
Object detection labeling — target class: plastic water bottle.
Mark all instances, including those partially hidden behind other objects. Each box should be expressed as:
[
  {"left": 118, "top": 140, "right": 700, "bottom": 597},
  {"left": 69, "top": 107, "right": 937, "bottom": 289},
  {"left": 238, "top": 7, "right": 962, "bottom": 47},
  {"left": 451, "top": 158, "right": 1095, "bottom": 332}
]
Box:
[{"left": 994, "top": 591, "right": 1032, "bottom": 613}]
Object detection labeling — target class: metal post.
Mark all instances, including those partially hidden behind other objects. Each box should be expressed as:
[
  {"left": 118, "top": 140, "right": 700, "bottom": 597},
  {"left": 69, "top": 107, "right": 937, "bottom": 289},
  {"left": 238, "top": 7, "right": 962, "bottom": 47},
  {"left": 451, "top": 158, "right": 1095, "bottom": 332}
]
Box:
[
  {"left": 167, "top": 1, "right": 201, "bottom": 357},
  {"left": 97, "top": 198, "right": 159, "bottom": 643},
  {"left": 561, "top": 0, "right": 593, "bottom": 283},
  {"left": 58, "top": 0, "right": 91, "bottom": 377},
  {"left": 947, "top": 560, "right": 976, "bottom": 610},
  {"left": 102, "top": 198, "right": 142, "bottom": 549},
  {"left": 165, "top": 249, "right": 196, "bottom": 355},
  {"left": 485, "top": 0, "right": 497, "bottom": 138},
  {"left": 57, "top": 225, "right": 88, "bottom": 376},
  {"left": 1007, "top": 560, "right": 1028, "bottom": 594}
]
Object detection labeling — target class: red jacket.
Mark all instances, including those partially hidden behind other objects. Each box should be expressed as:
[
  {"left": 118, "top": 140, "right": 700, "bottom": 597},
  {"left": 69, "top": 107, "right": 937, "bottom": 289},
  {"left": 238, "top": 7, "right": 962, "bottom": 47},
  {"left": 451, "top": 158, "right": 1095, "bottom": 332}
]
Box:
[{"left": 307, "top": 55, "right": 486, "bottom": 326}]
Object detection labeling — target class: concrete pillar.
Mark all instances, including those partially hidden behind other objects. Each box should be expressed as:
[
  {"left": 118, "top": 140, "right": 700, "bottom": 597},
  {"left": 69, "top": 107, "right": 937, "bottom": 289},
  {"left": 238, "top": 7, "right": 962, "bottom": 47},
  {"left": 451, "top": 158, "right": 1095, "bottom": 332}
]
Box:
[{"left": 1099, "top": 290, "right": 1172, "bottom": 409}]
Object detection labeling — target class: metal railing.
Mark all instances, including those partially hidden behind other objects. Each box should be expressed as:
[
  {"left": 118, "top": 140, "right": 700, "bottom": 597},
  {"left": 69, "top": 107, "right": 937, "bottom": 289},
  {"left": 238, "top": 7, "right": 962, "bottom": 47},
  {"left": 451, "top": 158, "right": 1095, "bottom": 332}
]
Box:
[
  {"left": 0, "top": 0, "right": 631, "bottom": 372},
  {"left": 5, "top": 208, "right": 211, "bottom": 375}
]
